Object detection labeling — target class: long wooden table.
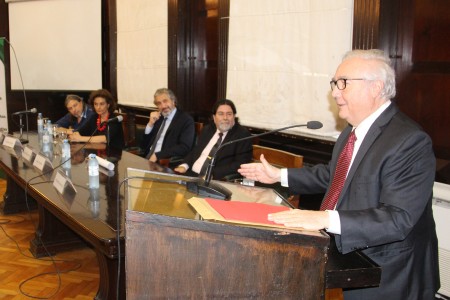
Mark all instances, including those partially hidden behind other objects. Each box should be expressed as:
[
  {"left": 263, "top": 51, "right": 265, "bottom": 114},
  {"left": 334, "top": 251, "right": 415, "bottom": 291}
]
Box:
[{"left": 0, "top": 132, "right": 380, "bottom": 299}]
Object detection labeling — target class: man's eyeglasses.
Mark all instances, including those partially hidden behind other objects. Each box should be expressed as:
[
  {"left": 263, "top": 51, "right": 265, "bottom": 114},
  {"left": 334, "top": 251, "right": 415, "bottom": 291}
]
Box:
[{"left": 330, "top": 78, "right": 366, "bottom": 91}]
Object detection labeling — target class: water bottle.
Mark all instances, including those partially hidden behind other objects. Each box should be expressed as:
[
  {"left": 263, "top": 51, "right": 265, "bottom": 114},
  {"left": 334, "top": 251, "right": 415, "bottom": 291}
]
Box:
[
  {"left": 61, "top": 139, "right": 71, "bottom": 169},
  {"left": 89, "top": 188, "right": 100, "bottom": 218},
  {"left": 42, "top": 128, "right": 50, "bottom": 146},
  {"left": 42, "top": 128, "right": 52, "bottom": 158},
  {"left": 47, "top": 120, "right": 53, "bottom": 136},
  {"left": 88, "top": 153, "right": 100, "bottom": 189},
  {"left": 37, "top": 113, "right": 43, "bottom": 134}
]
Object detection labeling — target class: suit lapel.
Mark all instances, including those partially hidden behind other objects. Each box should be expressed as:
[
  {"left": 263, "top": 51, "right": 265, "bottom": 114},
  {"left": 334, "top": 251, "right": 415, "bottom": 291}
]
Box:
[
  {"left": 336, "top": 104, "right": 399, "bottom": 208},
  {"left": 163, "top": 109, "right": 179, "bottom": 135}
]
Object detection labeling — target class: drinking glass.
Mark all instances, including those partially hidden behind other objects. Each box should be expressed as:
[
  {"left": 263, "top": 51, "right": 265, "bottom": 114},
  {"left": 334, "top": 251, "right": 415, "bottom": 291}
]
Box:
[
  {"left": 52, "top": 124, "right": 60, "bottom": 142},
  {"left": 60, "top": 131, "right": 68, "bottom": 141}
]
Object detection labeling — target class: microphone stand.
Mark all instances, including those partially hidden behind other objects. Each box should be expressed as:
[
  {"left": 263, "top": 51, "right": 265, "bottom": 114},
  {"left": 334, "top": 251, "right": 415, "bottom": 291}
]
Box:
[
  {"left": 4, "top": 38, "right": 30, "bottom": 144},
  {"left": 18, "top": 114, "right": 29, "bottom": 144},
  {"left": 106, "top": 123, "right": 118, "bottom": 163}
]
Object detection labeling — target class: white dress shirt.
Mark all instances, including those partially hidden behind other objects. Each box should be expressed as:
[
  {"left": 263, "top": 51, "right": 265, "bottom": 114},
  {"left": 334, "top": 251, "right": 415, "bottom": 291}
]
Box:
[{"left": 144, "top": 108, "right": 177, "bottom": 153}]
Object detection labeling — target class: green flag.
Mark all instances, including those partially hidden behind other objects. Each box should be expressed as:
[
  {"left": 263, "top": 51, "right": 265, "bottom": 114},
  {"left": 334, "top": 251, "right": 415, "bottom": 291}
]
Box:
[{"left": 0, "top": 38, "right": 4, "bottom": 64}]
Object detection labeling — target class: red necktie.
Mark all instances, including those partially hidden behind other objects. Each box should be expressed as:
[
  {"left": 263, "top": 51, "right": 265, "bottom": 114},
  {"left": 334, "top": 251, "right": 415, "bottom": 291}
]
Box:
[{"left": 320, "top": 131, "right": 357, "bottom": 211}]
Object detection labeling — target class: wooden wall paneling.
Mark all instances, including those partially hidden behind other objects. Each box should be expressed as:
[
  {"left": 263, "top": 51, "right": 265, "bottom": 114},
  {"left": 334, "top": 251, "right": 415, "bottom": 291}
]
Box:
[
  {"left": 378, "top": 0, "right": 401, "bottom": 63},
  {"left": 191, "top": 0, "right": 219, "bottom": 117},
  {"left": 104, "top": 0, "right": 117, "bottom": 97},
  {"left": 352, "top": 0, "right": 380, "bottom": 49},
  {"left": 169, "top": 0, "right": 221, "bottom": 121},
  {"left": 217, "top": 0, "right": 230, "bottom": 100},
  {"left": 394, "top": 0, "right": 450, "bottom": 160},
  {"left": 168, "top": 0, "right": 181, "bottom": 103}
]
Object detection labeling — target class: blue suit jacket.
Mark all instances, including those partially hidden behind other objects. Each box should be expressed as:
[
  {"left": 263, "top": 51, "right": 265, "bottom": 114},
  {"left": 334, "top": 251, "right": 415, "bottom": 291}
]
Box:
[
  {"left": 288, "top": 104, "right": 439, "bottom": 299},
  {"left": 55, "top": 105, "right": 95, "bottom": 130},
  {"left": 141, "top": 109, "right": 195, "bottom": 160}
]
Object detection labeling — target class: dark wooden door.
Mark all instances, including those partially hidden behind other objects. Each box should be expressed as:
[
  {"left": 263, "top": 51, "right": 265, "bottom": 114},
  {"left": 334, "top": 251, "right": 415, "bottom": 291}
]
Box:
[
  {"left": 384, "top": 0, "right": 450, "bottom": 160},
  {"left": 170, "top": 0, "right": 220, "bottom": 122},
  {"left": 381, "top": 0, "right": 450, "bottom": 182}
]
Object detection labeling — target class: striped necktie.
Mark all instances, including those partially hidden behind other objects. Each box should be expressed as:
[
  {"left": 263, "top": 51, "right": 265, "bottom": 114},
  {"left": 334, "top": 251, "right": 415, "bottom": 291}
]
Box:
[
  {"left": 146, "top": 117, "right": 167, "bottom": 159},
  {"left": 320, "top": 131, "right": 357, "bottom": 211}
]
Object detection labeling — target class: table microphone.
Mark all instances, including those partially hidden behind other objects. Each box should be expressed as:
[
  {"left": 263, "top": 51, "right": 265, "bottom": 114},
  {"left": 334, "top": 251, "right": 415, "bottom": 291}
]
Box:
[
  {"left": 101, "top": 115, "right": 123, "bottom": 125},
  {"left": 186, "top": 121, "right": 323, "bottom": 200},
  {"left": 11, "top": 107, "right": 37, "bottom": 116},
  {"left": 12, "top": 108, "right": 37, "bottom": 144}
]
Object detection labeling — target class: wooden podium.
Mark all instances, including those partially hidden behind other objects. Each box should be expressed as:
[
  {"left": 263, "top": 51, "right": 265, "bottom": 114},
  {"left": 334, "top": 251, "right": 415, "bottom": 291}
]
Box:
[{"left": 125, "top": 169, "right": 336, "bottom": 299}]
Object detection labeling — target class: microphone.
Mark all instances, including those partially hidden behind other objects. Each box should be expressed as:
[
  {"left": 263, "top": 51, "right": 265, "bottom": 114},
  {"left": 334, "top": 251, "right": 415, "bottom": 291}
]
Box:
[
  {"left": 304, "top": 120, "right": 323, "bottom": 130},
  {"left": 186, "top": 121, "right": 323, "bottom": 200},
  {"left": 101, "top": 115, "right": 123, "bottom": 125},
  {"left": 12, "top": 107, "right": 37, "bottom": 116}
]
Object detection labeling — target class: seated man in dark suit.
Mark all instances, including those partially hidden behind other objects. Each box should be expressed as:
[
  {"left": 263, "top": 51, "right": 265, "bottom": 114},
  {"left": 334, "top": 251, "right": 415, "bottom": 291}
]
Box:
[
  {"left": 140, "top": 88, "right": 195, "bottom": 163},
  {"left": 174, "top": 99, "right": 252, "bottom": 180}
]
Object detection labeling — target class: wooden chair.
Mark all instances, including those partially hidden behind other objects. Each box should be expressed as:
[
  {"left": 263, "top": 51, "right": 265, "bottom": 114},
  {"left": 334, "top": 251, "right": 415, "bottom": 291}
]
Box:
[
  {"left": 117, "top": 111, "right": 145, "bottom": 155},
  {"left": 252, "top": 145, "right": 303, "bottom": 208},
  {"left": 252, "top": 145, "right": 303, "bottom": 169},
  {"left": 169, "top": 121, "right": 204, "bottom": 166},
  {"left": 117, "top": 112, "right": 135, "bottom": 148},
  {"left": 194, "top": 121, "right": 204, "bottom": 139}
]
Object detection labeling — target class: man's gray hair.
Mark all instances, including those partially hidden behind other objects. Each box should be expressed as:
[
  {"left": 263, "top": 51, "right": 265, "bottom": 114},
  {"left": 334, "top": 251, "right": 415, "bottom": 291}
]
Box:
[
  {"left": 154, "top": 88, "right": 177, "bottom": 105},
  {"left": 343, "top": 49, "right": 396, "bottom": 99}
]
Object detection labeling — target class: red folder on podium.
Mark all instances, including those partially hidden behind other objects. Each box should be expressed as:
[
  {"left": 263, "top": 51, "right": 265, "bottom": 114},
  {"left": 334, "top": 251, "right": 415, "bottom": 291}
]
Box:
[
  {"left": 188, "top": 197, "right": 291, "bottom": 228},
  {"left": 205, "top": 198, "right": 290, "bottom": 225}
]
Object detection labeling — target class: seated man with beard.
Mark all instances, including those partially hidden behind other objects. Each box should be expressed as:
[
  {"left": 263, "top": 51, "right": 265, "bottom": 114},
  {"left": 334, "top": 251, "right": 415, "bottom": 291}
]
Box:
[
  {"left": 141, "top": 88, "right": 195, "bottom": 163},
  {"left": 174, "top": 99, "right": 252, "bottom": 180}
]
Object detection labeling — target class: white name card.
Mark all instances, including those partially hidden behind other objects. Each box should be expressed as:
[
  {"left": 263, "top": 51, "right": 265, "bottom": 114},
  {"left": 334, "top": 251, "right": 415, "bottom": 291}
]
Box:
[
  {"left": 3, "top": 136, "right": 21, "bottom": 148},
  {"left": 22, "top": 146, "right": 36, "bottom": 162},
  {"left": 53, "top": 171, "right": 67, "bottom": 194},
  {"left": 33, "top": 154, "right": 49, "bottom": 171},
  {"left": 53, "top": 170, "right": 77, "bottom": 195}
]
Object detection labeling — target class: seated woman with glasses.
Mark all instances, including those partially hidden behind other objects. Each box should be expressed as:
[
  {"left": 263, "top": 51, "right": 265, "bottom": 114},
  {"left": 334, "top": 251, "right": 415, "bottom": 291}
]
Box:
[{"left": 68, "top": 89, "right": 125, "bottom": 150}]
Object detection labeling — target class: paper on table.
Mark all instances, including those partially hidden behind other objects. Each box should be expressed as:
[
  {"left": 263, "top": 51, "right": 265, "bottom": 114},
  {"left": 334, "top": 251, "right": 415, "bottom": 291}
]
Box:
[
  {"left": 188, "top": 197, "right": 291, "bottom": 228},
  {"left": 96, "top": 156, "right": 115, "bottom": 170}
]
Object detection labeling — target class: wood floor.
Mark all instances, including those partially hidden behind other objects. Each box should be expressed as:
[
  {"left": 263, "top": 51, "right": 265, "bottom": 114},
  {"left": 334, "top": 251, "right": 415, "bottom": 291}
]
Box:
[{"left": 0, "top": 178, "right": 99, "bottom": 299}]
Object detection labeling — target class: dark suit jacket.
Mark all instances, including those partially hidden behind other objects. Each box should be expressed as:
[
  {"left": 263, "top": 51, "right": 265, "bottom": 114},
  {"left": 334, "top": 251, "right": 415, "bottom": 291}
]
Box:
[
  {"left": 288, "top": 104, "right": 439, "bottom": 299},
  {"left": 140, "top": 109, "right": 195, "bottom": 160},
  {"left": 77, "top": 112, "right": 125, "bottom": 150},
  {"left": 183, "top": 122, "right": 252, "bottom": 180},
  {"left": 55, "top": 105, "right": 95, "bottom": 130}
]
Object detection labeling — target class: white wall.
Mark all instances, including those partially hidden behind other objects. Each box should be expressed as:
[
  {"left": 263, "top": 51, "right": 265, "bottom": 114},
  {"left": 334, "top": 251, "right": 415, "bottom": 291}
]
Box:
[
  {"left": 433, "top": 182, "right": 450, "bottom": 297},
  {"left": 226, "top": 0, "right": 353, "bottom": 139},
  {"left": 116, "top": 0, "right": 168, "bottom": 107},
  {"left": 7, "top": 0, "right": 102, "bottom": 91}
]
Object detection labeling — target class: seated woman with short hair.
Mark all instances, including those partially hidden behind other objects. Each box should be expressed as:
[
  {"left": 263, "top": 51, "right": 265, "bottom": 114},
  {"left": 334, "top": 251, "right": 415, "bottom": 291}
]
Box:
[{"left": 68, "top": 89, "right": 125, "bottom": 150}]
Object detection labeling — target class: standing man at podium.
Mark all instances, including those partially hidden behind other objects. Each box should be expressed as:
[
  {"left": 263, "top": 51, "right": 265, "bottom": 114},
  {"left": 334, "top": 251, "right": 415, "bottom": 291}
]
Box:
[{"left": 238, "top": 49, "right": 440, "bottom": 299}]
